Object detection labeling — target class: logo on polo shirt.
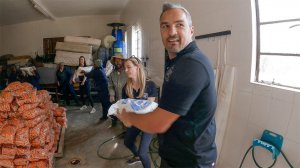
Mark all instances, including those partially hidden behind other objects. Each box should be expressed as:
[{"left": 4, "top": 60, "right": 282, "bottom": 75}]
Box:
[{"left": 165, "top": 66, "right": 174, "bottom": 82}]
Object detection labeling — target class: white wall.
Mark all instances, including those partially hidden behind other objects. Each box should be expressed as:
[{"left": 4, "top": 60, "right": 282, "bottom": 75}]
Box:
[
  {"left": 121, "top": 0, "right": 300, "bottom": 167},
  {"left": 121, "top": 0, "right": 164, "bottom": 85},
  {"left": 0, "top": 15, "right": 120, "bottom": 57}
]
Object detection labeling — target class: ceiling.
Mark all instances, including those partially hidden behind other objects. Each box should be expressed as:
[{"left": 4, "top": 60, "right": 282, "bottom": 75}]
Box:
[{"left": 0, "top": 0, "right": 129, "bottom": 26}]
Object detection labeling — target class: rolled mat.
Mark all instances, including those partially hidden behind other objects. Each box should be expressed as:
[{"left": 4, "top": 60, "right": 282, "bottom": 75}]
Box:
[
  {"left": 64, "top": 36, "right": 101, "bottom": 47},
  {"left": 54, "top": 51, "right": 93, "bottom": 66},
  {"left": 55, "top": 42, "right": 92, "bottom": 54}
]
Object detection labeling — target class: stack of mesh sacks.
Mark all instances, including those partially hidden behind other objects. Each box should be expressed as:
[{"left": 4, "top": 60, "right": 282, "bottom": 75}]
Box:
[{"left": 0, "top": 82, "right": 67, "bottom": 168}]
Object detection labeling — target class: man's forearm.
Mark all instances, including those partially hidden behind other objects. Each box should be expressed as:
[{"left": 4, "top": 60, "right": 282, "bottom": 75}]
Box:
[{"left": 128, "top": 108, "right": 179, "bottom": 134}]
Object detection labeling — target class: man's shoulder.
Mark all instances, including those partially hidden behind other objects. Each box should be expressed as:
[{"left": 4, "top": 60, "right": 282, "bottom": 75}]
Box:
[
  {"left": 146, "top": 80, "right": 156, "bottom": 86},
  {"left": 180, "top": 49, "right": 212, "bottom": 71}
]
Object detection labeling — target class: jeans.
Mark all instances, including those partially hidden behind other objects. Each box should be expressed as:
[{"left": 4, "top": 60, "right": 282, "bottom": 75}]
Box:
[
  {"left": 59, "top": 83, "right": 79, "bottom": 105},
  {"left": 80, "top": 81, "right": 94, "bottom": 107},
  {"left": 124, "top": 126, "right": 153, "bottom": 168},
  {"left": 97, "top": 91, "right": 111, "bottom": 118}
]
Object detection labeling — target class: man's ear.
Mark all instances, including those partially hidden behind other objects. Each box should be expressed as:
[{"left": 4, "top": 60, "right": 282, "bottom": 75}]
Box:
[{"left": 190, "top": 26, "right": 194, "bottom": 36}]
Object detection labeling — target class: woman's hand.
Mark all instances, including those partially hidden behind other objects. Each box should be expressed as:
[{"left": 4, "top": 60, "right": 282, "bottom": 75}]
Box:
[{"left": 109, "top": 95, "right": 115, "bottom": 103}]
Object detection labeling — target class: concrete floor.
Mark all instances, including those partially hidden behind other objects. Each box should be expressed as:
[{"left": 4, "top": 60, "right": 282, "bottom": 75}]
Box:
[{"left": 55, "top": 103, "right": 160, "bottom": 168}]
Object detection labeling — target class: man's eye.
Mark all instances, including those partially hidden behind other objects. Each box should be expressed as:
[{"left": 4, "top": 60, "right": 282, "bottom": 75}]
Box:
[
  {"left": 176, "top": 23, "right": 184, "bottom": 28},
  {"left": 161, "top": 24, "right": 168, "bottom": 29}
]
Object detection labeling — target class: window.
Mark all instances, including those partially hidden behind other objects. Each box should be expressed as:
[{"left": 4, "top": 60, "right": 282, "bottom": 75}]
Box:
[
  {"left": 124, "top": 30, "right": 128, "bottom": 56},
  {"left": 131, "top": 25, "right": 142, "bottom": 59},
  {"left": 253, "top": 0, "right": 300, "bottom": 89}
]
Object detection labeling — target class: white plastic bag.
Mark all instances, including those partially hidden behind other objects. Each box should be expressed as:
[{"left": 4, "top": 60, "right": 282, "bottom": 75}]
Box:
[
  {"left": 108, "top": 98, "right": 158, "bottom": 117},
  {"left": 20, "top": 66, "right": 36, "bottom": 76}
]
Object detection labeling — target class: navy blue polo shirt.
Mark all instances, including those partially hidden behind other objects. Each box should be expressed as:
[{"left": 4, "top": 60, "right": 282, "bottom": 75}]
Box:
[
  {"left": 122, "top": 80, "right": 158, "bottom": 100},
  {"left": 85, "top": 67, "right": 108, "bottom": 93},
  {"left": 158, "top": 41, "right": 217, "bottom": 167}
]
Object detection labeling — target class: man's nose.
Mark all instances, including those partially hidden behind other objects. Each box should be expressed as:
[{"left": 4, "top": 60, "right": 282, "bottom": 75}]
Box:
[{"left": 168, "top": 25, "right": 177, "bottom": 36}]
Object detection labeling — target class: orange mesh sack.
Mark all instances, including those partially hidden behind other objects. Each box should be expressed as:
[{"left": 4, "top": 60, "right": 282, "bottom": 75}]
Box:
[
  {"left": 0, "top": 112, "right": 8, "bottom": 119},
  {"left": 55, "top": 116, "right": 67, "bottom": 128},
  {"left": 14, "top": 87, "right": 32, "bottom": 97},
  {"left": 8, "top": 118, "right": 25, "bottom": 130},
  {"left": 53, "top": 107, "right": 66, "bottom": 117},
  {"left": 15, "top": 127, "right": 30, "bottom": 147},
  {"left": 30, "top": 148, "right": 48, "bottom": 160},
  {"left": 0, "top": 121, "right": 7, "bottom": 130},
  {"left": 28, "top": 160, "right": 48, "bottom": 168},
  {"left": 0, "top": 103, "right": 10, "bottom": 112},
  {"left": 20, "top": 82, "right": 33, "bottom": 91},
  {"left": 25, "top": 115, "right": 46, "bottom": 128},
  {"left": 0, "top": 159, "right": 14, "bottom": 168},
  {"left": 31, "top": 137, "right": 42, "bottom": 148},
  {"left": 22, "top": 108, "right": 45, "bottom": 120},
  {"left": 0, "top": 154, "right": 15, "bottom": 160},
  {"left": 18, "top": 103, "right": 39, "bottom": 113},
  {"left": 15, "top": 165, "right": 28, "bottom": 168},
  {"left": 16, "top": 90, "right": 39, "bottom": 106},
  {"left": 37, "top": 90, "right": 51, "bottom": 102},
  {"left": 29, "top": 122, "right": 43, "bottom": 140},
  {"left": 39, "top": 122, "right": 50, "bottom": 147},
  {"left": 0, "top": 91, "right": 14, "bottom": 104},
  {"left": 0, "top": 125, "right": 17, "bottom": 145},
  {"left": 16, "top": 147, "right": 30, "bottom": 157},
  {"left": 3, "top": 81, "right": 22, "bottom": 92},
  {"left": 14, "top": 157, "right": 29, "bottom": 166},
  {"left": 1, "top": 145, "right": 16, "bottom": 157},
  {"left": 10, "top": 100, "right": 20, "bottom": 112}
]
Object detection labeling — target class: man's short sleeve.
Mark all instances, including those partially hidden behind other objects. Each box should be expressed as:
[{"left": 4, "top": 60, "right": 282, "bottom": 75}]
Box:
[
  {"left": 146, "top": 81, "right": 158, "bottom": 98},
  {"left": 159, "top": 58, "right": 209, "bottom": 116}
]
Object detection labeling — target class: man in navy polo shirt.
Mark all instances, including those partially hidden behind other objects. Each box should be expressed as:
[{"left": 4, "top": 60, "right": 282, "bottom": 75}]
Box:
[{"left": 117, "top": 2, "right": 217, "bottom": 167}]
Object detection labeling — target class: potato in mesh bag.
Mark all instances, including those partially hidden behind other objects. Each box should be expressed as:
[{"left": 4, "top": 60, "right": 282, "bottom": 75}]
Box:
[
  {"left": 10, "top": 101, "right": 19, "bottom": 112},
  {"left": 0, "top": 91, "right": 14, "bottom": 104},
  {"left": 18, "top": 103, "right": 39, "bottom": 112},
  {"left": 0, "top": 159, "right": 14, "bottom": 168},
  {"left": 30, "top": 148, "right": 48, "bottom": 160},
  {"left": 21, "top": 82, "right": 34, "bottom": 91},
  {"left": 14, "top": 157, "right": 29, "bottom": 166},
  {"left": 16, "top": 165, "right": 28, "bottom": 168},
  {"left": 55, "top": 116, "right": 67, "bottom": 128},
  {"left": 14, "top": 88, "right": 32, "bottom": 97},
  {"left": 0, "top": 112, "right": 8, "bottom": 119},
  {"left": 0, "top": 103, "right": 10, "bottom": 112},
  {"left": 16, "top": 90, "right": 39, "bottom": 106},
  {"left": 16, "top": 147, "right": 30, "bottom": 157},
  {"left": 37, "top": 90, "right": 51, "bottom": 101},
  {"left": 31, "top": 137, "right": 43, "bottom": 148},
  {"left": 25, "top": 115, "right": 46, "bottom": 128},
  {"left": 1, "top": 145, "right": 16, "bottom": 156},
  {"left": 29, "top": 122, "right": 43, "bottom": 140},
  {"left": 0, "top": 154, "right": 15, "bottom": 160},
  {"left": 28, "top": 160, "right": 48, "bottom": 168},
  {"left": 0, "top": 125, "right": 17, "bottom": 145},
  {"left": 22, "top": 108, "right": 45, "bottom": 120},
  {"left": 8, "top": 118, "right": 25, "bottom": 129},
  {"left": 53, "top": 107, "right": 66, "bottom": 117},
  {"left": 3, "top": 81, "right": 22, "bottom": 92},
  {"left": 15, "top": 127, "right": 30, "bottom": 147}
]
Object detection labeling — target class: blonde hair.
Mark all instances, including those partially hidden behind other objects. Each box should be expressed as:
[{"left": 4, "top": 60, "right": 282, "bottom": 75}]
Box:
[{"left": 125, "top": 57, "right": 146, "bottom": 99}]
